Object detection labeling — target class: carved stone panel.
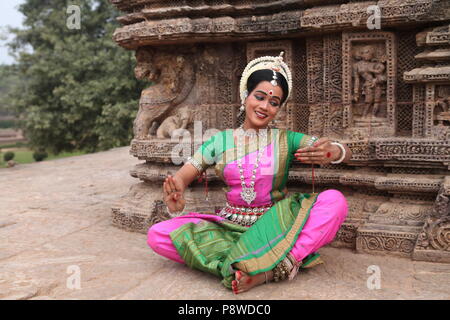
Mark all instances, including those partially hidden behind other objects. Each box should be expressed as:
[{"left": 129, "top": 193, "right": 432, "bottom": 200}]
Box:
[
  {"left": 412, "top": 177, "right": 450, "bottom": 262},
  {"left": 427, "top": 84, "right": 450, "bottom": 140},
  {"left": 342, "top": 32, "right": 397, "bottom": 137},
  {"left": 413, "top": 214, "right": 450, "bottom": 263},
  {"left": 356, "top": 226, "right": 420, "bottom": 258},
  {"left": 133, "top": 47, "right": 197, "bottom": 140},
  {"left": 307, "top": 37, "right": 324, "bottom": 105},
  {"left": 246, "top": 40, "right": 293, "bottom": 70},
  {"left": 323, "top": 34, "right": 343, "bottom": 105}
]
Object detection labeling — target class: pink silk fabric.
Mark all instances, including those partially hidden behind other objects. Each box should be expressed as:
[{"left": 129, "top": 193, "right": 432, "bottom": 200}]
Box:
[{"left": 148, "top": 189, "right": 348, "bottom": 264}]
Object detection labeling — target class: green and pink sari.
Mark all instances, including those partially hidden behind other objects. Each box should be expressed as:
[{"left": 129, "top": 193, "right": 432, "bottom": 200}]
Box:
[{"left": 148, "top": 129, "right": 348, "bottom": 289}]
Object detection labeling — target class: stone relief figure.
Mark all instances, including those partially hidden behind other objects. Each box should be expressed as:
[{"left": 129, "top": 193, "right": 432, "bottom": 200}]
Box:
[
  {"left": 352, "top": 45, "right": 387, "bottom": 118},
  {"left": 156, "top": 107, "right": 193, "bottom": 139},
  {"left": 434, "top": 94, "right": 450, "bottom": 127},
  {"left": 133, "top": 47, "right": 196, "bottom": 140}
]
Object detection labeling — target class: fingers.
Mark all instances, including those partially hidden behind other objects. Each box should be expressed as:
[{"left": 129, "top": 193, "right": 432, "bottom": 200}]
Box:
[
  {"left": 295, "top": 145, "right": 322, "bottom": 154},
  {"left": 294, "top": 150, "right": 329, "bottom": 165},
  {"left": 163, "top": 175, "right": 184, "bottom": 204},
  {"left": 296, "top": 138, "right": 331, "bottom": 153},
  {"left": 313, "top": 137, "right": 331, "bottom": 147},
  {"left": 163, "top": 180, "right": 170, "bottom": 197},
  {"left": 168, "top": 175, "right": 177, "bottom": 193},
  {"left": 163, "top": 184, "right": 173, "bottom": 203},
  {"left": 295, "top": 137, "right": 333, "bottom": 164},
  {"left": 169, "top": 176, "right": 183, "bottom": 201},
  {"left": 163, "top": 176, "right": 176, "bottom": 201},
  {"left": 295, "top": 150, "right": 326, "bottom": 159},
  {"left": 163, "top": 175, "right": 176, "bottom": 194}
]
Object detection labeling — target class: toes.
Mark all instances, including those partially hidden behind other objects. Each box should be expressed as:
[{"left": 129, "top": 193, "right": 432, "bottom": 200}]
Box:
[
  {"left": 231, "top": 280, "right": 238, "bottom": 294},
  {"left": 233, "top": 271, "right": 253, "bottom": 294}
]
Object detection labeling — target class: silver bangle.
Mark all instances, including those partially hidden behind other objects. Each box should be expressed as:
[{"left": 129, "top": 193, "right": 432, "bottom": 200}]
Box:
[
  {"left": 330, "top": 142, "right": 346, "bottom": 164},
  {"left": 186, "top": 156, "right": 203, "bottom": 174}
]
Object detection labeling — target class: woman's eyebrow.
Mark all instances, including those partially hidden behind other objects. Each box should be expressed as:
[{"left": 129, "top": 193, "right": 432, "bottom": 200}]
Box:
[{"left": 255, "top": 90, "right": 281, "bottom": 101}]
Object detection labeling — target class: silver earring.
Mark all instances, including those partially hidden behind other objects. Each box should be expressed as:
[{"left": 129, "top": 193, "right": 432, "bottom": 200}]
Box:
[
  {"left": 238, "top": 90, "right": 248, "bottom": 117},
  {"left": 238, "top": 104, "right": 245, "bottom": 117}
]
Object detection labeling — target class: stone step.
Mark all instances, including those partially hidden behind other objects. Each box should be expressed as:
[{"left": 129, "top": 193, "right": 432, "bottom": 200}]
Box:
[{"left": 356, "top": 223, "right": 423, "bottom": 258}]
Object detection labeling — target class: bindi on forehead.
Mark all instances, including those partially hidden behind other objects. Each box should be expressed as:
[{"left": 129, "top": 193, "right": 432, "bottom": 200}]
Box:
[{"left": 255, "top": 89, "right": 281, "bottom": 101}]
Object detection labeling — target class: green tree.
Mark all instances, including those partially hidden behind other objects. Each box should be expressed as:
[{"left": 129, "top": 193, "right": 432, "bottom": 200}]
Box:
[
  {"left": 7, "top": 0, "right": 145, "bottom": 153},
  {"left": 0, "top": 64, "right": 21, "bottom": 119}
]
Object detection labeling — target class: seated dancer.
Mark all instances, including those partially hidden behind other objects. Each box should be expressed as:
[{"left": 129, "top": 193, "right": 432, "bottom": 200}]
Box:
[{"left": 147, "top": 53, "right": 351, "bottom": 294}]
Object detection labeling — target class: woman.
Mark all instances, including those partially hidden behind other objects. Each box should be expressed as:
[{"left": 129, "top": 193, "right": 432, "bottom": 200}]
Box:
[{"left": 147, "top": 53, "right": 351, "bottom": 294}]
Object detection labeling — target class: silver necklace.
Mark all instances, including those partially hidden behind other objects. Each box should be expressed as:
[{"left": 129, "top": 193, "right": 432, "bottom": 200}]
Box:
[{"left": 235, "top": 127, "right": 266, "bottom": 205}]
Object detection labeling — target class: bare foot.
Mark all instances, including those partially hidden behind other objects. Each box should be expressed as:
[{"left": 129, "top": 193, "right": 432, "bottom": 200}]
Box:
[{"left": 231, "top": 270, "right": 273, "bottom": 294}]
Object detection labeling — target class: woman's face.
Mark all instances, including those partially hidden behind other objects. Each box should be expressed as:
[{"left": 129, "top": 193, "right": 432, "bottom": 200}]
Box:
[{"left": 243, "top": 81, "right": 284, "bottom": 130}]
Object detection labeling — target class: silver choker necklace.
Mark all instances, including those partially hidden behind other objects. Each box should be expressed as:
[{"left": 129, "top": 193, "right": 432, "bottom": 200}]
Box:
[{"left": 236, "top": 125, "right": 268, "bottom": 139}]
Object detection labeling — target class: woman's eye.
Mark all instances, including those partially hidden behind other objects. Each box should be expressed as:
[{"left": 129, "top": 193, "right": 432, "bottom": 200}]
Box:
[
  {"left": 254, "top": 95, "right": 264, "bottom": 101},
  {"left": 270, "top": 101, "right": 280, "bottom": 107}
]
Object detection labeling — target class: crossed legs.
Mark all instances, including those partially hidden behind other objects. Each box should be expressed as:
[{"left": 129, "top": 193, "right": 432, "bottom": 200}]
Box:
[{"left": 148, "top": 189, "right": 348, "bottom": 293}]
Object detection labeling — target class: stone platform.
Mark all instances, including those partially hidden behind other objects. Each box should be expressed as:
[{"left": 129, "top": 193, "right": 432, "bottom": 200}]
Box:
[{"left": 1, "top": 147, "right": 449, "bottom": 300}]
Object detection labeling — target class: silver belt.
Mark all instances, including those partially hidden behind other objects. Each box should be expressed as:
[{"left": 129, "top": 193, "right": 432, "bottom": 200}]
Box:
[{"left": 217, "top": 202, "right": 273, "bottom": 226}]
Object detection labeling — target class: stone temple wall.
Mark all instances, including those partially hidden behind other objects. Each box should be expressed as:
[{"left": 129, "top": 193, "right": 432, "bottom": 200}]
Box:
[{"left": 110, "top": 0, "right": 450, "bottom": 262}]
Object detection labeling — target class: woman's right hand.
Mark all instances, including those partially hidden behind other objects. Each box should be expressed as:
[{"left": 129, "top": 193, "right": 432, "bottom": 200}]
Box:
[{"left": 163, "top": 175, "right": 186, "bottom": 213}]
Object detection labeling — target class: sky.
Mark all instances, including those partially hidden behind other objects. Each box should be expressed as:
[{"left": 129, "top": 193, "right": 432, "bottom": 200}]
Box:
[{"left": 0, "top": 0, "right": 25, "bottom": 65}]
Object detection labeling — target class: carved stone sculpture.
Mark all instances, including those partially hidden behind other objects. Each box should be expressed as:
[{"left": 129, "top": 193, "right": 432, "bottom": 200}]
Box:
[
  {"left": 352, "top": 45, "right": 387, "bottom": 118},
  {"left": 133, "top": 48, "right": 196, "bottom": 140},
  {"left": 434, "top": 87, "right": 450, "bottom": 127},
  {"left": 156, "top": 107, "right": 193, "bottom": 139}
]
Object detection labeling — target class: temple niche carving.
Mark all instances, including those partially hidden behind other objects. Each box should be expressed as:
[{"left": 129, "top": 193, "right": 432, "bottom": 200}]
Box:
[
  {"left": 342, "top": 32, "right": 396, "bottom": 139},
  {"left": 109, "top": 0, "right": 450, "bottom": 263}
]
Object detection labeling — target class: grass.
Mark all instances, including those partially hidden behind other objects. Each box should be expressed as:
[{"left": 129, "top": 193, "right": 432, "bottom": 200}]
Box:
[
  {"left": 0, "top": 145, "right": 88, "bottom": 167},
  {"left": 9, "top": 149, "right": 34, "bottom": 163}
]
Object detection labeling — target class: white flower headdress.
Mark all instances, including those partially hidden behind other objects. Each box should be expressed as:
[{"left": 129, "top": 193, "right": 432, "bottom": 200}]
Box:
[{"left": 239, "top": 51, "right": 293, "bottom": 107}]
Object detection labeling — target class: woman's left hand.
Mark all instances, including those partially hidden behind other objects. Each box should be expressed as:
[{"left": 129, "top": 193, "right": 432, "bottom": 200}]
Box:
[{"left": 294, "top": 137, "right": 341, "bottom": 165}]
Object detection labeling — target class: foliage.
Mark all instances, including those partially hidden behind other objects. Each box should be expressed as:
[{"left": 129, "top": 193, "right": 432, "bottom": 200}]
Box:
[
  {"left": 6, "top": 0, "right": 146, "bottom": 154},
  {"left": 4, "top": 151, "right": 15, "bottom": 162},
  {"left": 0, "top": 64, "right": 22, "bottom": 117},
  {"left": 0, "top": 119, "right": 17, "bottom": 128},
  {"left": 33, "top": 150, "right": 48, "bottom": 162}
]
